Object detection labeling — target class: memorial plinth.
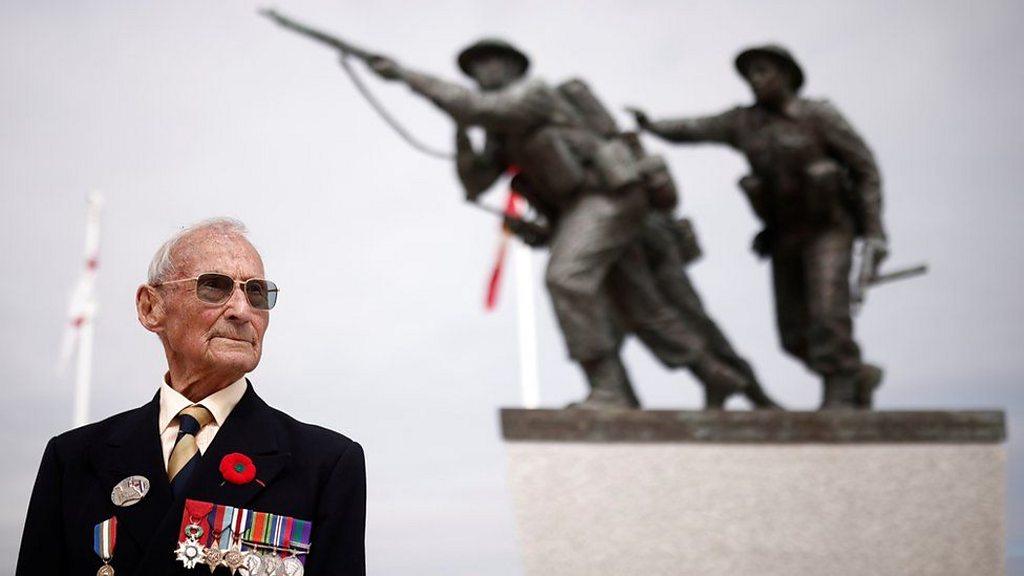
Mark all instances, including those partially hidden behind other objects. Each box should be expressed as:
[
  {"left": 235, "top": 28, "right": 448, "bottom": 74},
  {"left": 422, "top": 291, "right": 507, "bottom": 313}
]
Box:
[{"left": 501, "top": 409, "right": 1006, "bottom": 576}]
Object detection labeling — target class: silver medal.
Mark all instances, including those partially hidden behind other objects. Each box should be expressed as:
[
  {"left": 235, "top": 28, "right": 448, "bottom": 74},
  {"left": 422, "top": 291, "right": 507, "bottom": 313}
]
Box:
[
  {"left": 174, "top": 539, "right": 205, "bottom": 569},
  {"left": 240, "top": 550, "right": 263, "bottom": 575},
  {"left": 110, "top": 475, "right": 149, "bottom": 507},
  {"left": 282, "top": 556, "right": 304, "bottom": 576},
  {"left": 260, "top": 553, "right": 284, "bottom": 575}
]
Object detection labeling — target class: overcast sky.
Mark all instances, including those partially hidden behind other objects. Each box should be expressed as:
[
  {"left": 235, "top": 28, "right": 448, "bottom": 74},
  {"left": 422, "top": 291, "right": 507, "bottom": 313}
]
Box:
[{"left": 2, "top": 0, "right": 1022, "bottom": 573}]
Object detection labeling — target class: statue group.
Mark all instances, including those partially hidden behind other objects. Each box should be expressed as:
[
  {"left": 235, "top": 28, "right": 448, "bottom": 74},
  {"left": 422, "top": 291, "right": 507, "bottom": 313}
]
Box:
[{"left": 264, "top": 11, "right": 918, "bottom": 412}]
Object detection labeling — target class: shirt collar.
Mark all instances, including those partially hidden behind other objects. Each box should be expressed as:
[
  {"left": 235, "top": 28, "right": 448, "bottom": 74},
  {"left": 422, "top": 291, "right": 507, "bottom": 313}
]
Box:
[{"left": 158, "top": 375, "right": 248, "bottom": 433}]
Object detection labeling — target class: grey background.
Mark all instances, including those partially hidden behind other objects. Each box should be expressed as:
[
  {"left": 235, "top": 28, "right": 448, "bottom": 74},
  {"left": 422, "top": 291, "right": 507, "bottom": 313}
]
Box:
[{"left": 2, "top": 0, "right": 1021, "bottom": 573}]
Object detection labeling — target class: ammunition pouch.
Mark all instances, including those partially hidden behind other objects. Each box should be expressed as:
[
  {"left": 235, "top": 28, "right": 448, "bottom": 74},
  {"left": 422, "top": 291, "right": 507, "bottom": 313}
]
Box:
[
  {"left": 593, "top": 139, "right": 641, "bottom": 191},
  {"left": 672, "top": 217, "right": 702, "bottom": 265},
  {"left": 637, "top": 154, "right": 679, "bottom": 211}
]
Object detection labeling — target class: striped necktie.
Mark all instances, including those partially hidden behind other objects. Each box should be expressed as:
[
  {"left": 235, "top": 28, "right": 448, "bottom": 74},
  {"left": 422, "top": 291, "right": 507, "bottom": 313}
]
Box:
[{"left": 168, "top": 404, "right": 214, "bottom": 498}]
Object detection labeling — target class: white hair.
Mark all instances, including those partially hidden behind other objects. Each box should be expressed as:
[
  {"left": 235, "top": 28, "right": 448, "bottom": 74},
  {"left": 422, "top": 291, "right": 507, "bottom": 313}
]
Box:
[{"left": 147, "top": 217, "right": 249, "bottom": 284}]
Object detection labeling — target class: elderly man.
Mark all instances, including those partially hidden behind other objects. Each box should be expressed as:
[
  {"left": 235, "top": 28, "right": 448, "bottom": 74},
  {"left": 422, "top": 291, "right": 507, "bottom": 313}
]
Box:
[{"left": 17, "top": 218, "right": 366, "bottom": 575}]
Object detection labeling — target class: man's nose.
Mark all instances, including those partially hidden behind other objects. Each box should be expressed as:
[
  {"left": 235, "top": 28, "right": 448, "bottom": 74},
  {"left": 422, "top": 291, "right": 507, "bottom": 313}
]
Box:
[{"left": 223, "top": 283, "right": 254, "bottom": 321}]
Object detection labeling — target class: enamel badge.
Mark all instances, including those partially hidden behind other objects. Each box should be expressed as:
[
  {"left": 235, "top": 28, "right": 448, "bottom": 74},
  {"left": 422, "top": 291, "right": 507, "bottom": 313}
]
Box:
[{"left": 111, "top": 475, "right": 150, "bottom": 507}]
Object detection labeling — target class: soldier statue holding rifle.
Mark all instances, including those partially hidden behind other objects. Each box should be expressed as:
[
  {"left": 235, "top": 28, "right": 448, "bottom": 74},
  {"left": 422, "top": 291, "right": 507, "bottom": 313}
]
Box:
[
  {"left": 630, "top": 45, "right": 904, "bottom": 409},
  {"left": 261, "top": 10, "right": 778, "bottom": 410}
]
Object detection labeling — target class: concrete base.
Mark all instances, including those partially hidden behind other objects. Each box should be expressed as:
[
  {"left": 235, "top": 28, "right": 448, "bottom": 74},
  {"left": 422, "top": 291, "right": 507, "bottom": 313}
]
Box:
[{"left": 502, "top": 410, "right": 1005, "bottom": 576}]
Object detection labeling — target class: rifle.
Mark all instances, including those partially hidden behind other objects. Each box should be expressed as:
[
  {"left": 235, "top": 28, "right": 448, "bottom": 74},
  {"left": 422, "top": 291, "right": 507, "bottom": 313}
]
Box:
[
  {"left": 259, "top": 8, "right": 377, "bottom": 61},
  {"left": 259, "top": 8, "right": 453, "bottom": 159},
  {"left": 851, "top": 239, "right": 928, "bottom": 314}
]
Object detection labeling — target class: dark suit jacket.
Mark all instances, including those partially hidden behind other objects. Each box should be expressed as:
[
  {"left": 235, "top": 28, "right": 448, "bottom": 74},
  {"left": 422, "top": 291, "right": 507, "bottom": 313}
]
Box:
[{"left": 16, "top": 382, "right": 366, "bottom": 575}]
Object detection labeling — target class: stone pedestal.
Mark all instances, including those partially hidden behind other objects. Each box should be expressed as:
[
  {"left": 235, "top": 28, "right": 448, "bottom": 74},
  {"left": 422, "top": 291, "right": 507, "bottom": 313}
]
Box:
[{"left": 501, "top": 410, "right": 1006, "bottom": 576}]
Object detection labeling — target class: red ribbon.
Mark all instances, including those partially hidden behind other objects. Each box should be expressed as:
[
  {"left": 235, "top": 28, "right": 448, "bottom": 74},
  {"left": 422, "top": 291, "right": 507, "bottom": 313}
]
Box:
[{"left": 485, "top": 185, "right": 523, "bottom": 311}]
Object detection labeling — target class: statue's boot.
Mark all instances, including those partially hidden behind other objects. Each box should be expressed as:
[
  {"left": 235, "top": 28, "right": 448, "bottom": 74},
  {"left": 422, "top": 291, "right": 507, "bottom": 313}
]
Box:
[
  {"left": 854, "top": 363, "right": 884, "bottom": 409},
  {"left": 819, "top": 373, "right": 859, "bottom": 410},
  {"left": 742, "top": 379, "right": 782, "bottom": 410},
  {"left": 568, "top": 355, "right": 640, "bottom": 410},
  {"left": 693, "top": 357, "right": 747, "bottom": 410}
]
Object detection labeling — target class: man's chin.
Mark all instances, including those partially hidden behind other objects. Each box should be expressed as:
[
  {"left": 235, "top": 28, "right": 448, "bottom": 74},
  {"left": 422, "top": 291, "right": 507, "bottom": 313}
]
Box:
[{"left": 206, "top": 346, "right": 260, "bottom": 374}]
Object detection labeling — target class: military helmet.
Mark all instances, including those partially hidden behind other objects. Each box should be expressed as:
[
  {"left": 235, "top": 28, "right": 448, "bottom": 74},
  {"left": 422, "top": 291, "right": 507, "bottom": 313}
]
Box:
[
  {"left": 457, "top": 38, "right": 530, "bottom": 78},
  {"left": 735, "top": 44, "right": 805, "bottom": 91}
]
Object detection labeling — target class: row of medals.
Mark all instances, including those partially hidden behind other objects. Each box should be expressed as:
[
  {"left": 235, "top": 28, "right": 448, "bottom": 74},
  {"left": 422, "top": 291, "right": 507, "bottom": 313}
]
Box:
[{"left": 175, "top": 521, "right": 305, "bottom": 576}]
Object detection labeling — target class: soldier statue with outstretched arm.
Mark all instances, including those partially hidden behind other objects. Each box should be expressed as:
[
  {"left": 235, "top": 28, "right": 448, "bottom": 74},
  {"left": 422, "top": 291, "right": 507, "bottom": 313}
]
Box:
[
  {"left": 630, "top": 45, "right": 888, "bottom": 409},
  {"left": 363, "top": 39, "right": 777, "bottom": 409}
]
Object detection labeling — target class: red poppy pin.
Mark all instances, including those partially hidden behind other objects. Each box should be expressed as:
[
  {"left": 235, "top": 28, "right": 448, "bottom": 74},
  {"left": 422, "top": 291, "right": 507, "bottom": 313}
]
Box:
[{"left": 219, "top": 453, "right": 265, "bottom": 487}]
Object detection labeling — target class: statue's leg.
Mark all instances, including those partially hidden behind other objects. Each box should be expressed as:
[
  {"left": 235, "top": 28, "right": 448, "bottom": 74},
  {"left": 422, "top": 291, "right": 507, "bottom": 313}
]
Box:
[
  {"left": 803, "top": 229, "right": 879, "bottom": 409},
  {"left": 653, "top": 260, "right": 780, "bottom": 410},
  {"left": 546, "top": 189, "right": 646, "bottom": 408},
  {"left": 771, "top": 245, "right": 811, "bottom": 366},
  {"left": 606, "top": 241, "right": 747, "bottom": 410}
]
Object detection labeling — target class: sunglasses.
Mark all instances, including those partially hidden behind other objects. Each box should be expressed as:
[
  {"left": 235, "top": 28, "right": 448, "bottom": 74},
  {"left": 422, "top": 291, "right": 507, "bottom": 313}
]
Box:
[{"left": 156, "top": 273, "right": 279, "bottom": 310}]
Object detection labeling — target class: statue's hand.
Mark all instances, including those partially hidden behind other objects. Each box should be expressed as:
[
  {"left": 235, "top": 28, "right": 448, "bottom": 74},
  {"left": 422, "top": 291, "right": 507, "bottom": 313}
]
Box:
[
  {"left": 504, "top": 216, "right": 551, "bottom": 248},
  {"left": 865, "top": 235, "right": 889, "bottom": 276},
  {"left": 625, "top": 107, "right": 651, "bottom": 131},
  {"left": 365, "top": 55, "right": 402, "bottom": 81}
]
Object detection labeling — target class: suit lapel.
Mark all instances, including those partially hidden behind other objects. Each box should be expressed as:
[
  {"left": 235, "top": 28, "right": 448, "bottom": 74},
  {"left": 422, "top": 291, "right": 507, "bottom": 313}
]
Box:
[
  {"left": 89, "top": 394, "right": 173, "bottom": 554},
  {"left": 130, "top": 382, "right": 292, "bottom": 574},
  {"left": 187, "top": 381, "right": 291, "bottom": 508}
]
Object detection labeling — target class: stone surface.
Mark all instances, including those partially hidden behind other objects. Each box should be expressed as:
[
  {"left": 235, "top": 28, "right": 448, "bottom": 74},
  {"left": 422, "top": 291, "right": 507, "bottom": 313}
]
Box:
[
  {"left": 501, "top": 408, "right": 1006, "bottom": 443},
  {"left": 502, "top": 410, "right": 1006, "bottom": 576}
]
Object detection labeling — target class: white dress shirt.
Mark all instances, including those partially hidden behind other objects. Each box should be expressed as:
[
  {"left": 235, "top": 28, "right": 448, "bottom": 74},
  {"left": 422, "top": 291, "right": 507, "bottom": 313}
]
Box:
[{"left": 158, "top": 376, "right": 247, "bottom": 468}]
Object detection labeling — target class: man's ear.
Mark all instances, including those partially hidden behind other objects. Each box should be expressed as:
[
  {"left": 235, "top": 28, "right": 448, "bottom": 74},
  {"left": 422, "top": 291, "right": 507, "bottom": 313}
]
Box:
[{"left": 136, "top": 284, "right": 166, "bottom": 333}]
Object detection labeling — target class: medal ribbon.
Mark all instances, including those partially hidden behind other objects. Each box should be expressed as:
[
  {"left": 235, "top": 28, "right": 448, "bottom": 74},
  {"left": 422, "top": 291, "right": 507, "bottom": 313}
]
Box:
[
  {"left": 215, "top": 505, "right": 236, "bottom": 549},
  {"left": 232, "top": 506, "right": 249, "bottom": 551},
  {"left": 93, "top": 516, "right": 118, "bottom": 561},
  {"left": 283, "top": 516, "right": 294, "bottom": 552},
  {"left": 240, "top": 510, "right": 310, "bottom": 560}
]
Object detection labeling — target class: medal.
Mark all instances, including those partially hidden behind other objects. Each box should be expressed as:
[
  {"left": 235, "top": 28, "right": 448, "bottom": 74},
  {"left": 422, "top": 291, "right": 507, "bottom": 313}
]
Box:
[
  {"left": 261, "top": 552, "right": 286, "bottom": 576},
  {"left": 203, "top": 545, "right": 224, "bottom": 572},
  {"left": 182, "top": 500, "right": 215, "bottom": 542},
  {"left": 177, "top": 500, "right": 311, "bottom": 574},
  {"left": 223, "top": 506, "right": 251, "bottom": 575},
  {"left": 175, "top": 500, "right": 216, "bottom": 569},
  {"left": 110, "top": 475, "right": 149, "bottom": 507},
  {"left": 222, "top": 545, "right": 246, "bottom": 575},
  {"left": 241, "top": 550, "right": 263, "bottom": 575},
  {"left": 242, "top": 510, "right": 311, "bottom": 572},
  {"left": 93, "top": 516, "right": 118, "bottom": 576},
  {"left": 282, "top": 555, "right": 304, "bottom": 576},
  {"left": 174, "top": 538, "right": 205, "bottom": 569}
]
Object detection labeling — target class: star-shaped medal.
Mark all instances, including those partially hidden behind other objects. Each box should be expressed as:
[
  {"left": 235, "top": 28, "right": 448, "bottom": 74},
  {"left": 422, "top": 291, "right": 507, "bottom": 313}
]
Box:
[
  {"left": 203, "top": 546, "right": 223, "bottom": 573},
  {"left": 174, "top": 539, "right": 205, "bottom": 569},
  {"left": 222, "top": 546, "right": 247, "bottom": 575}
]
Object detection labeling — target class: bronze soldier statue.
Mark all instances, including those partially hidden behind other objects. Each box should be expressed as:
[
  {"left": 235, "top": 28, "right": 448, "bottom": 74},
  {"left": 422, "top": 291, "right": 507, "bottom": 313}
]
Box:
[
  {"left": 630, "top": 45, "right": 888, "bottom": 409},
  {"left": 361, "top": 38, "right": 779, "bottom": 409}
]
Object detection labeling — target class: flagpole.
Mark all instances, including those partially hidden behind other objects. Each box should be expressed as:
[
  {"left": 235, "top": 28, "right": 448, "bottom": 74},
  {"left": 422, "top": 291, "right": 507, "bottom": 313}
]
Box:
[
  {"left": 511, "top": 198, "right": 540, "bottom": 409},
  {"left": 73, "top": 318, "right": 94, "bottom": 427},
  {"left": 65, "top": 193, "right": 103, "bottom": 427}
]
